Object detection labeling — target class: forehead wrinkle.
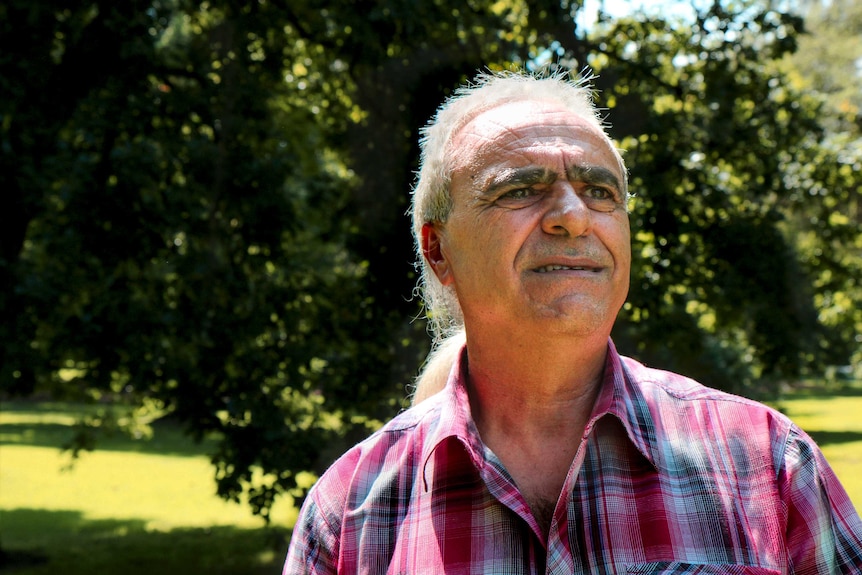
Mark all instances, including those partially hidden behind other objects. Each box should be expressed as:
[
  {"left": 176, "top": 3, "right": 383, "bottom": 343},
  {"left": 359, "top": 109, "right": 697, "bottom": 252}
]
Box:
[{"left": 452, "top": 104, "right": 586, "bottom": 167}]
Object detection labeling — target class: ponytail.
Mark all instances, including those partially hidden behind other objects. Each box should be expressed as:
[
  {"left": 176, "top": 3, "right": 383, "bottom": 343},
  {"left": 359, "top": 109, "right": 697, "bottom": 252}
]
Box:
[{"left": 410, "top": 329, "right": 466, "bottom": 405}]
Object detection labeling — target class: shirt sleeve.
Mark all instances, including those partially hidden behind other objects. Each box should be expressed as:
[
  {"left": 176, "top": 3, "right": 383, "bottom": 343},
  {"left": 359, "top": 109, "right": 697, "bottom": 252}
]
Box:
[
  {"left": 780, "top": 425, "right": 862, "bottom": 574},
  {"left": 283, "top": 490, "right": 340, "bottom": 575}
]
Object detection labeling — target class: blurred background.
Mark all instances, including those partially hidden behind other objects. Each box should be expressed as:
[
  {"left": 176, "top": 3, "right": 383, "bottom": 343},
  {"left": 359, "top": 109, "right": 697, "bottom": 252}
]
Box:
[{"left": 1, "top": 0, "right": 860, "bottom": 572}]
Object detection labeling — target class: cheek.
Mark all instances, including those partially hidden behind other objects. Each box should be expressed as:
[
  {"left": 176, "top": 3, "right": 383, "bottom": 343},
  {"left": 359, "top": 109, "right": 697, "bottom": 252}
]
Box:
[
  {"left": 604, "top": 213, "right": 631, "bottom": 252},
  {"left": 438, "top": 227, "right": 483, "bottom": 285},
  {"left": 447, "top": 210, "right": 538, "bottom": 275}
]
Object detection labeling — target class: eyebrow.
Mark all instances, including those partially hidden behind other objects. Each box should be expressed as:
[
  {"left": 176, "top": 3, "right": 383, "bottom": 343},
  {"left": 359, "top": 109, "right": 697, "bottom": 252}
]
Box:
[
  {"left": 483, "top": 167, "right": 557, "bottom": 196},
  {"left": 482, "top": 164, "right": 622, "bottom": 198},
  {"left": 566, "top": 165, "right": 622, "bottom": 191}
]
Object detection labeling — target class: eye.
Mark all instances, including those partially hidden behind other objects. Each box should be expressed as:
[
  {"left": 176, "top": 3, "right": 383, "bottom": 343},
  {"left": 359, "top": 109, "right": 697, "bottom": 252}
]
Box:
[
  {"left": 584, "top": 186, "right": 614, "bottom": 200},
  {"left": 494, "top": 187, "right": 543, "bottom": 209},
  {"left": 581, "top": 186, "right": 622, "bottom": 212},
  {"left": 500, "top": 188, "right": 536, "bottom": 200}
]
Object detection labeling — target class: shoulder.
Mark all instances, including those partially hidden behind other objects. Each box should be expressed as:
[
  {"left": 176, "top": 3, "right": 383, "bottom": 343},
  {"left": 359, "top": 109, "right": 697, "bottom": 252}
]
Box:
[
  {"left": 305, "top": 394, "right": 446, "bottom": 510},
  {"left": 618, "top": 355, "right": 797, "bottom": 454},
  {"left": 621, "top": 354, "right": 787, "bottom": 412},
  {"left": 285, "top": 399, "right": 447, "bottom": 572}
]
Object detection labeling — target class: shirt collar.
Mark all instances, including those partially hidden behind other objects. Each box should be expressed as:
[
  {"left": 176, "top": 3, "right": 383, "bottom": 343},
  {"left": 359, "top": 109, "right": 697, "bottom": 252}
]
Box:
[
  {"left": 591, "top": 339, "right": 659, "bottom": 469},
  {"left": 420, "top": 346, "right": 487, "bottom": 486},
  {"left": 420, "top": 338, "right": 660, "bottom": 485}
]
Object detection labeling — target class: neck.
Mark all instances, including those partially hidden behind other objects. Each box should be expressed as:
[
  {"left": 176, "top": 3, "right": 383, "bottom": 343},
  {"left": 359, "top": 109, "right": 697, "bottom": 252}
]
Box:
[
  {"left": 462, "top": 329, "right": 610, "bottom": 535},
  {"left": 463, "top": 328, "right": 609, "bottom": 440}
]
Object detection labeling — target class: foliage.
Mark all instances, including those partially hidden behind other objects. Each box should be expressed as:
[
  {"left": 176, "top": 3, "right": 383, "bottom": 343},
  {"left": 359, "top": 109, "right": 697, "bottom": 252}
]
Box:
[
  {"left": 2, "top": 0, "right": 397, "bottom": 520},
  {"left": 789, "top": 0, "right": 862, "bottom": 134},
  {"left": 582, "top": 3, "right": 831, "bottom": 392},
  {"left": 562, "top": 0, "right": 860, "bottom": 393},
  {"left": 1, "top": 0, "right": 859, "bottom": 519},
  {"left": 783, "top": 0, "right": 862, "bottom": 376}
]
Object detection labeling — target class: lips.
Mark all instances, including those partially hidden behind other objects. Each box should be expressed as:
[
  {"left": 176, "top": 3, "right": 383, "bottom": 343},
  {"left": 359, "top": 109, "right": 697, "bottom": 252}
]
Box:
[
  {"left": 533, "top": 261, "right": 605, "bottom": 274},
  {"left": 534, "top": 264, "right": 601, "bottom": 273}
]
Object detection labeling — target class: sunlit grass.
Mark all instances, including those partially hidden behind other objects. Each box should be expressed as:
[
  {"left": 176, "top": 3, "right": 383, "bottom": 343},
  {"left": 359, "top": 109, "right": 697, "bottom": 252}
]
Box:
[
  {"left": 0, "top": 401, "right": 296, "bottom": 574},
  {"left": 1, "top": 445, "right": 297, "bottom": 532}
]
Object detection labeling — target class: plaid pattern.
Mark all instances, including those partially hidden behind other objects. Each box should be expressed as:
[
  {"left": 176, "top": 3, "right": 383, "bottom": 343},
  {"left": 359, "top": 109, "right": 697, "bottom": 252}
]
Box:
[{"left": 283, "top": 340, "right": 862, "bottom": 574}]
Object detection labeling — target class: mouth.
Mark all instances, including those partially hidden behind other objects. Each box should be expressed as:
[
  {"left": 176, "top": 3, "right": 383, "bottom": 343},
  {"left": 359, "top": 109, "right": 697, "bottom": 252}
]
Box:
[{"left": 534, "top": 264, "right": 602, "bottom": 273}]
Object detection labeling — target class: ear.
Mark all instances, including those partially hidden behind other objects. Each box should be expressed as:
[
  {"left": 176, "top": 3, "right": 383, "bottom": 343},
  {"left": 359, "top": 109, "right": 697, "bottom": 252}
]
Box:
[{"left": 421, "top": 222, "right": 454, "bottom": 286}]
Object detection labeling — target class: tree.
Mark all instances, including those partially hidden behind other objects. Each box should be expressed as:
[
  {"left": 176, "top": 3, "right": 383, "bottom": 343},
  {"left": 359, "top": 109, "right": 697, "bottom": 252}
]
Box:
[
  {"left": 553, "top": 0, "right": 860, "bottom": 393},
  {"left": 2, "top": 0, "right": 858, "bottom": 521},
  {"left": 582, "top": 3, "right": 826, "bottom": 393},
  {"left": 783, "top": 0, "right": 862, "bottom": 377},
  {"left": 2, "top": 0, "right": 397, "bottom": 519}
]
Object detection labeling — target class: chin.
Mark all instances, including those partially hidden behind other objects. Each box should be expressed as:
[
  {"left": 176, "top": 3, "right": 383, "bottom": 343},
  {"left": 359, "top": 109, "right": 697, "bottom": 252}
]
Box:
[{"left": 532, "top": 305, "right": 613, "bottom": 335}]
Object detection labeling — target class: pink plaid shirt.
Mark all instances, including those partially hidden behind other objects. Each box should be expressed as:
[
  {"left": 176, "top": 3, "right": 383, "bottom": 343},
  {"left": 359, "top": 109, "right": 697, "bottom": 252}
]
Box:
[{"left": 283, "top": 340, "right": 862, "bottom": 574}]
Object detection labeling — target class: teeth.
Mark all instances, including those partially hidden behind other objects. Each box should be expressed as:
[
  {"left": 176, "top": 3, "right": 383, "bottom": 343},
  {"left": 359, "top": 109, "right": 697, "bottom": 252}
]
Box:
[{"left": 536, "top": 265, "right": 587, "bottom": 273}]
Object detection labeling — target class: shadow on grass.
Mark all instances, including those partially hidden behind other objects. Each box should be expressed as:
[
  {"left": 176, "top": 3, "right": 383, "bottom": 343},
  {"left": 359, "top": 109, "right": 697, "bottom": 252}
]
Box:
[
  {"left": 781, "top": 381, "right": 862, "bottom": 399},
  {"left": 0, "top": 421, "right": 215, "bottom": 457},
  {"left": 0, "top": 402, "right": 217, "bottom": 457},
  {"left": 804, "top": 430, "right": 862, "bottom": 448},
  {"left": 0, "top": 508, "right": 289, "bottom": 575}
]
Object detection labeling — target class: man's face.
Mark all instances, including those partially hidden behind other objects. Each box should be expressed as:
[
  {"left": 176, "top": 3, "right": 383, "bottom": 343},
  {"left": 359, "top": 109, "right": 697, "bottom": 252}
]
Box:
[{"left": 422, "top": 100, "right": 631, "bottom": 339}]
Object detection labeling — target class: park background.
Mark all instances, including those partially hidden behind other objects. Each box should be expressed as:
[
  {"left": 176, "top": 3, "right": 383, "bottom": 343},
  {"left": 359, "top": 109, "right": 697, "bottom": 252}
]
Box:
[{"left": 1, "top": 0, "right": 860, "bottom": 572}]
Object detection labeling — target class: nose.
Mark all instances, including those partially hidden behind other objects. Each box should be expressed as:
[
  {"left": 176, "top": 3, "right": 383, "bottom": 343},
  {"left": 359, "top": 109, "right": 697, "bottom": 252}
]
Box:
[{"left": 541, "top": 183, "right": 592, "bottom": 237}]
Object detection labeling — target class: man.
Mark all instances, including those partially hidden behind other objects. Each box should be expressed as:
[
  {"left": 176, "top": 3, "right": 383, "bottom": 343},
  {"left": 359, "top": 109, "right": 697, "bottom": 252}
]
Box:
[{"left": 283, "top": 70, "right": 862, "bottom": 574}]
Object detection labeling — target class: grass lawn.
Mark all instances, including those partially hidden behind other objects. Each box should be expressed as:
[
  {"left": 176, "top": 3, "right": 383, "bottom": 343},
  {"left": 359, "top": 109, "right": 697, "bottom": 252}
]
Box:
[
  {"left": 0, "top": 401, "right": 296, "bottom": 574},
  {"left": 2, "top": 389, "right": 861, "bottom": 573}
]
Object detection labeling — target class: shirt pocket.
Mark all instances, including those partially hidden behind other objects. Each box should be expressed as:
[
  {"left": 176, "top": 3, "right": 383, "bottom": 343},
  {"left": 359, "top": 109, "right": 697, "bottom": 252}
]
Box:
[{"left": 626, "top": 562, "right": 781, "bottom": 575}]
